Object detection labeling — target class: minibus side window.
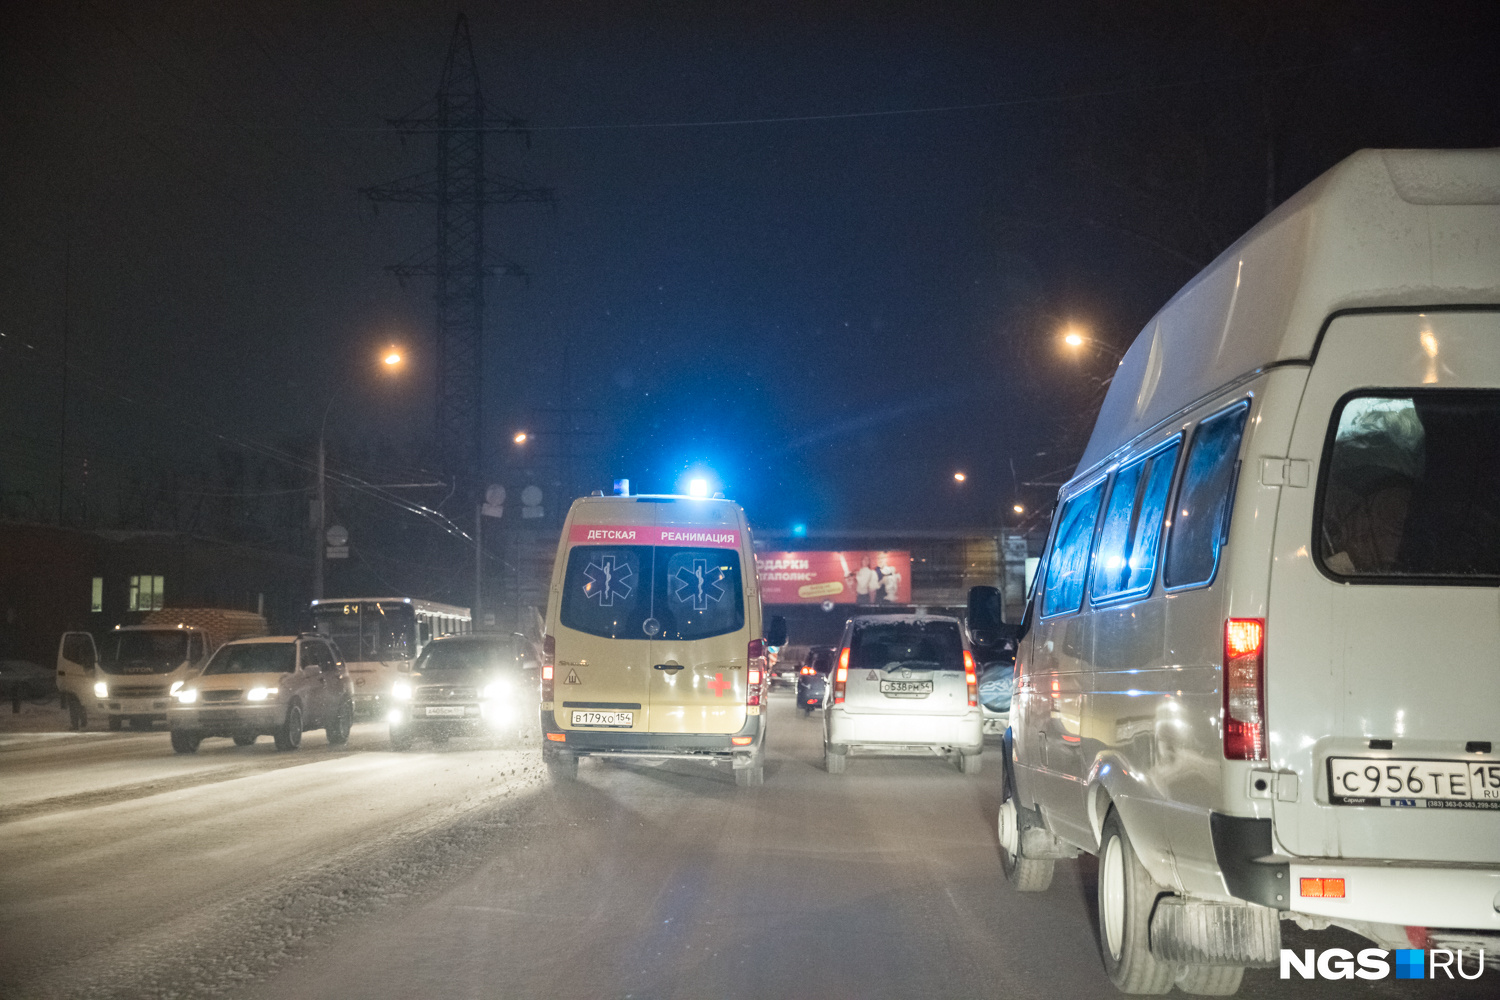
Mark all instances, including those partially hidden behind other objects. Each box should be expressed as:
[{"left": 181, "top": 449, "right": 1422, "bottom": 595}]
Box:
[
  {"left": 1318, "top": 391, "right": 1500, "bottom": 581},
  {"left": 1041, "top": 480, "right": 1106, "bottom": 618},
  {"left": 560, "top": 546, "right": 652, "bottom": 639},
  {"left": 1092, "top": 441, "right": 1181, "bottom": 603},
  {"left": 1165, "top": 401, "right": 1250, "bottom": 589}
]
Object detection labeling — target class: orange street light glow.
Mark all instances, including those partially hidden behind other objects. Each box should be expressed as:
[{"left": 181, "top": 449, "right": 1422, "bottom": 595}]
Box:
[
  {"left": 1063, "top": 331, "right": 1084, "bottom": 347},
  {"left": 383, "top": 350, "right": 402, "bottom": 366},
  {"left": 513, "top": 431, "right": 528, "bottom": 445},
  {"left": 1013, "top": 504, "right": 1025, "bottom": 514},
  {"left": 953, "top": 472, "right": 967, "bottom": 482}
]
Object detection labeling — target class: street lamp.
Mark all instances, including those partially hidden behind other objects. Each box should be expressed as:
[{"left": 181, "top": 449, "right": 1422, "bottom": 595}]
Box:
[
  {"left": 953, "top": 471, "right": 967, "bottom": 483},
  {"left": 314, "top": 347, "right": 407, "bottom": 601},
  {"left": 512, "top": 431, "right": 528, "bottom": 445},
  {"left": 1060, "top": 325, "right": 1124, "bottom": 363}
]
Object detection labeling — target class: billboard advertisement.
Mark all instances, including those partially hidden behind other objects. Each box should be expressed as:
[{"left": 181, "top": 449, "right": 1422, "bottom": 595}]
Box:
[{"left": 756, "top": 551, "right": 912, "bottom": 605}]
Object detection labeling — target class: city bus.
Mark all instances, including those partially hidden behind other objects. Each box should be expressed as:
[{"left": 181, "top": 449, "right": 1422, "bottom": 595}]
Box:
[{"left": 309, "top": 597, "right": 471, "bottom": 717}]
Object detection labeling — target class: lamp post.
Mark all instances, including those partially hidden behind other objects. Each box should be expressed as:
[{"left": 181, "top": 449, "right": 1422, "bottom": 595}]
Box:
[
  {"left": 313, "top": 347, "right": 405, "bottom": 601},
  {"left": 1060, "top": 325, "right": 1125, "bottom": 363}
]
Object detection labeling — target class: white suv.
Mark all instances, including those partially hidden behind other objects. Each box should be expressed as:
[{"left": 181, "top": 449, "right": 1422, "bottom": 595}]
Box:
[{"left": 822, "top": 615, "right": 983, "bottom": 775}]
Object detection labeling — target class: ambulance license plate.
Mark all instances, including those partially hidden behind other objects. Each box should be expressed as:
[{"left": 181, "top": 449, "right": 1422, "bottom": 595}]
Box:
[
  {"left": 572, "top": 710, "right": 633, "bottom": 728},
  {"left": 1328, "top": 757, "right": 1500, "bottom": 809}
]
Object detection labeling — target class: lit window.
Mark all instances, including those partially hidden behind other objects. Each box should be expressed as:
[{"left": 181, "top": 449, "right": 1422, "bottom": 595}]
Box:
[
  {"left": 128, "top": 575, "right": 165, "bottom": 611},
  {"left": 91, "top": 577, "right": 104, "bottom": 613}
]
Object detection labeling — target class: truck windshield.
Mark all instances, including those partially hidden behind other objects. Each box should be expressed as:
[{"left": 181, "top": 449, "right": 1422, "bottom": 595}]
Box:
[
  {"left": 560, "top": 546, "right": 745, "bottom": 641},
  {"left": 100, "top": 632, "right": 190, "bottom": 674},
  {"left": 202, "top": 644, "right": 296, "bottom": 676},
  {"left": 1319, "top": 391, "right": 1500, "bottom": 582},
  {"left": 310, "top": 602, "right": 417, "bottom": 661}
]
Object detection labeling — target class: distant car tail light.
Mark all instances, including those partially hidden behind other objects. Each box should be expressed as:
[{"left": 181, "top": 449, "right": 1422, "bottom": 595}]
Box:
[
  {"left": 964, "top": 649, "right": 978, "bottom": 707},
  {"left": 541, "top": 634, "right": 555, "bottom": 703},
  {"left": 747, "top": 639, "right": 768, "bottom": 707},
  {"left": 833, "top": 647, "right": 850, "bottom": 704},
  {"left": 1223, "top": 618, "right": 1265, "bottom": 761}
]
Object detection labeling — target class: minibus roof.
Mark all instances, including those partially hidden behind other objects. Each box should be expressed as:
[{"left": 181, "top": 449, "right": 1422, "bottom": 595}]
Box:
[{"left": 1077, "top": 147, "right": 1500, "bottom": 477}]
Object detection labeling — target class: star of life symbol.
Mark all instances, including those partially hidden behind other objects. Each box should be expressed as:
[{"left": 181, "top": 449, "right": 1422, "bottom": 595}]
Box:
[
  {"left": 583, "top": 556, "right": 634, "bottom": 607},
  {"left": 671, "top": 558, "right": 726, "bottom": 612}
]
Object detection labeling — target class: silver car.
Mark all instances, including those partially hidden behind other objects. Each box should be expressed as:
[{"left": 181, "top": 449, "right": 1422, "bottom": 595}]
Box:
[{"left": 821, "top": 615, "right": 983, "bottom": 775}]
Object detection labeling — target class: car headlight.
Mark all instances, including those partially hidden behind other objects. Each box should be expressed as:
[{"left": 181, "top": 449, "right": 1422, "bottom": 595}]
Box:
[
  {"left": 175, "top": 688, "right": 198, "bottom": 704},
  {"left": 391, "top": 681, "right": 412, "bottom": 701},
  {"left": 247, "top": 686, "right": 278, "bottom": 701},
  {"left": 169, "top": 680, "right": 184, "bottom": 696},
  {"left": 94, "top": 681, "right": 108, "bottom": 698},
  {"left": 482, "top": 680, "right": 510, "bottom": 701}
]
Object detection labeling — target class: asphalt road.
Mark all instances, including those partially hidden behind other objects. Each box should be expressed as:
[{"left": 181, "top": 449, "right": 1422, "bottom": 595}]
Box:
[{"left": 0, "top": 695, "right": 1490, "bottom": 999}]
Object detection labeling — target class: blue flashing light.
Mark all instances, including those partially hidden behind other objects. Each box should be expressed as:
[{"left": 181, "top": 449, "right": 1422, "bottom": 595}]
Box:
[
  {"left": 613, "top": 478, "right": 630, "bottom": 496},
  {"left": 791, "top": 523, "right": 808, "bottom": 538}
]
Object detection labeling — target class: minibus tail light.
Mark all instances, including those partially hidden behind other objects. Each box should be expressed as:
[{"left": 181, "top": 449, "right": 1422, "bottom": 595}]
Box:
[
  {"left": 541, "top": 634, "right": 555, "bottom": 703},
  {"left": 1223, "top": 618, "right": 1265, "bottom": 761},
  {"left": 964, "top": 649, "right": 978, "bottom": 708},
  {"left": 833, "top": 647, "right": 850, "bottom": 704},
  {"left": 747, "top": 639, "right": 767, "bottom": 707}
]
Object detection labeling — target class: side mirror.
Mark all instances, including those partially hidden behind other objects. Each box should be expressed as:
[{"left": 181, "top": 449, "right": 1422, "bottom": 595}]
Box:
[
  {"left": 765, "top": 615, "right": 788, "bottom": 648},
  {"left": 967, "top": 585, "right": 1024, "bottom": 651}
]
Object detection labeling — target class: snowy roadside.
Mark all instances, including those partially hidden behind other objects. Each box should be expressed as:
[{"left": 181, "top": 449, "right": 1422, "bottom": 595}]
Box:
[{"left": 6, "top": 753, "right": 548, "bottom": 1000}]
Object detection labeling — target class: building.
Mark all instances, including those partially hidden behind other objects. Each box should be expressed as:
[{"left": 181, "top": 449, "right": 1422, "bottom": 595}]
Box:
[{"left": 0, "top": 522, "right": 309, "bottom": 666}]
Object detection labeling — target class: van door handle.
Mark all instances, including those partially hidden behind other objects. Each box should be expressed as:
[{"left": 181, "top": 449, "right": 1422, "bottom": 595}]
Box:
[{"left": 654, "top": 663, "right": 683, "bottom": 673}]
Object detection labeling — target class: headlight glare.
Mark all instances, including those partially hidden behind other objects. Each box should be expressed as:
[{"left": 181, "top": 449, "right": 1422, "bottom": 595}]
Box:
[
  {"left": 391, "top": 681, "right": 412, "bottom": 701},
  {"left": 482, "top": 680, "right": 509, "bottom": 701},
  {"left": 175, "top": 688, "right": 198, "bottom": 704},
  {"left": 94, "top": 681, "right": 108, "bottom": 698},
  {"left": 247, "top": 686, "right": 277, "bottom": 701}
]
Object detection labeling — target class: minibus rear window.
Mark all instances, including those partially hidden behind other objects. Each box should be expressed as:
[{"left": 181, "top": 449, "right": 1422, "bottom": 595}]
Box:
[
  {"left": 561, "top": 545, "right": 746, "bottom": 640},
  {"left": 1318, "top": 392, "right": 1500, "bottom": 582},
  {"left": 1165, "top": 401, "right": 1249, "bottom": 589}
]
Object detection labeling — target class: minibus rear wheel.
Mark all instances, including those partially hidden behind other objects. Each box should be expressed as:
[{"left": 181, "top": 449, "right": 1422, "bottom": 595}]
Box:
[{"left": 1097, "top": 809, "right": 1176, "bottom": 993}]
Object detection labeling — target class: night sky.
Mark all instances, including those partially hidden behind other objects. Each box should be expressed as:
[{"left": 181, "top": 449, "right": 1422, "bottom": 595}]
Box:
[{"left": 4, "top": 0, "right": 1499, "bottom": 539}]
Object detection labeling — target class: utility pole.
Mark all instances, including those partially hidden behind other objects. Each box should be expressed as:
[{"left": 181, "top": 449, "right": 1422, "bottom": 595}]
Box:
[{"left": 363, "top": 12, "right": 551, "bottom": 505}]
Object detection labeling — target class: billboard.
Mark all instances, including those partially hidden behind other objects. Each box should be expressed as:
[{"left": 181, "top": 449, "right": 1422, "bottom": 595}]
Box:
[{"left": 756, "top": 551, "right": 912, "bottom": 605}]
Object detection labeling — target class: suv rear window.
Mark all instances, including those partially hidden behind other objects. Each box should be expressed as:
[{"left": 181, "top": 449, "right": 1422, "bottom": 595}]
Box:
[
  {"left": 561, "top": 545, "right": 745, "bottom": 640},
  {"left": 849, "top": 621, "right": 964, "bottom": 672},
  {"left": 1318, "top": 391, "right": 1500, "bottom": 582}
]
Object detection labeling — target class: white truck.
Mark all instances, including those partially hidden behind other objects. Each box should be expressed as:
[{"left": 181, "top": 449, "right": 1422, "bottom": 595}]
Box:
[{"left": 57, "top": 608, "right": 268, "bottom": 730}]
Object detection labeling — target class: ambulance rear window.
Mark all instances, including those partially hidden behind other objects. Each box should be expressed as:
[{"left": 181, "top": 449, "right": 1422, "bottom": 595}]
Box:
[
  {"left": 1318, "top": 391, "right": 1500, "bottom": 582},
  {"left": 561, "top": 546, "right": 745, "bottom": 640}
]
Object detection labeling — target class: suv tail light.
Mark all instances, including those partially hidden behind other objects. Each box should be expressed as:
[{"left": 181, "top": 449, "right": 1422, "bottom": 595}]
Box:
[
  {"left": 964, "top": 649, "right": 978, "bottom": 707},
  {"left": 541, "top": 634, "right": 555, "bottom": 703},
  {"left": 1223, "top": 618, "right": 1265, "bottom": 760},
  {"left": 832, "top": 647, "right": 850, "bottom": 704},
  {"left": 747, "top": 639, "right": 768, "bottom": 707}
]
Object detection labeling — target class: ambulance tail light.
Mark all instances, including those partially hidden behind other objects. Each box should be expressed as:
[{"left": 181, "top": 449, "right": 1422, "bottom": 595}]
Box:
[
  {"left": 747, "top": 639, "right": 767, "bottom": 707},
  {"left": 541, "top": 634, "right": 555, "bottom": 703},
  {"left": 964, "top": 649, "right": 978, "bottom": 707},
  {"left": 1223, "top": 618, "right": 1265, "bottom": 761},
  {"left": 833, "top": 647, "right": 850, "bottom": 704}
]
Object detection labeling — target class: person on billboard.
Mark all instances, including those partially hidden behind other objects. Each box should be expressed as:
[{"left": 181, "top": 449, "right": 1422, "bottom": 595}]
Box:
[
  {"left": 878, "top": 553, "right": 903, "bottom": 604},
  {"left": 848, "top": 554, "right": 880, "bottom": 605}
]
